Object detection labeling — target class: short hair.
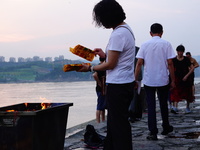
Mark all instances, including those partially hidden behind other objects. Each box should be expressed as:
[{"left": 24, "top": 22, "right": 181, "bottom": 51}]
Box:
[
  {"left": 176, "top": 45, "right": 185, "bottom": 52},
  {"left": 93, "top": 0, "right": 126, "bottom": 28},
  {"left": 150, "top": 23, "right": 163, "bottom": 34},
  {"left": 186, "top": 52, "right": 191, "bottom": 56}
]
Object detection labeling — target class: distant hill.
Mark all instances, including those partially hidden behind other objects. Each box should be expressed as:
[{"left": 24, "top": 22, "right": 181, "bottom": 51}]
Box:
[{"left": 0, "top": 59, "right": 97, "bottom": 83}]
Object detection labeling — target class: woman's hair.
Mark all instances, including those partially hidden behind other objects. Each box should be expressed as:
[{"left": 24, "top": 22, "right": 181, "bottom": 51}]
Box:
[
  {"left": 93, "top": 0, "right": 126, "bottom": 28},
  {"left": 176, "top": 44, "right": 185, "bottom": 52}
]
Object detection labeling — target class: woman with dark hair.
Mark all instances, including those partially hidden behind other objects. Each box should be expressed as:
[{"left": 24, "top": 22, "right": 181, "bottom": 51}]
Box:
[
  {"left": 78, "top": 0, "right": 136, "bottom": 149},
  {"left": 93, "top": 0, "right": 126, "bottom": 28}
]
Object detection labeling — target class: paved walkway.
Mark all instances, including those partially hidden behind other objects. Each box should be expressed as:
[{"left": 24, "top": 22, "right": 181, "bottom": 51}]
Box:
[{"left": 64, "top": 87, "right": 200, "bottom": 150}]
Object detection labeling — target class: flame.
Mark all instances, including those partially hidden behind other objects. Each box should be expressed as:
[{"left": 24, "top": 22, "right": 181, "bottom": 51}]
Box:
[
  {"left": 41, "top": 103, "right": 51, "bottom": 109},
  {"left": 4, "top": 101, "right": 52, "bottom": 112},
  {"left": 40, "top": 97, "right": 52, "bottom": 109},
  {"left": 6, "top": 110, "right": 15, "bottom": 112},
  {"left": 24, "top": 103, "right": 28, "bottom": 107}
]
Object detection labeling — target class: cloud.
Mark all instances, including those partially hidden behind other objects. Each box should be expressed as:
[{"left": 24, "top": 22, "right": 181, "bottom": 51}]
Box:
[{"left": 0, "top": 0, "right": 95, "bottom": 42}]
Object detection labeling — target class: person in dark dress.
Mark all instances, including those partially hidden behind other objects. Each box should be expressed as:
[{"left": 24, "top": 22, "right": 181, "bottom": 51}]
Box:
[{"left": 170, "top": 45, "right": 194, "bottom": 114}]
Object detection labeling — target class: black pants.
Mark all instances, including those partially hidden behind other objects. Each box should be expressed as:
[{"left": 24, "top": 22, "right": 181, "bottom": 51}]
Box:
[
  {"left": 144, "top": 84, "right": 170, "bottom": 135},
  {"left": 104, "top": 82, "right": 134, "bottom": 150}
]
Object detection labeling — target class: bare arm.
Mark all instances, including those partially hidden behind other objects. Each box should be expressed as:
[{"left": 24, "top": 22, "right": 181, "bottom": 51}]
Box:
[
  {"left": 93, "top": 72, "right": 102, "bottom": 87},
  {"left": 93, "top": 50, "right": 119, "bottom": 71},
  {"left": 187, "top": 58, "right": 199, "bottom": 73},
  {"left": 192, "top": 59, "right": 199, "bottom": 68},
  {"left": 183, "top": 63, "right": 195, "bottom": 81},
  {"left": 167, "top": 59, "right": 176, "bottom": 89},
  {"left": 183, "top": 58, "right": 199, "bottom": 81},
  {"left": 134, "top": 58, "right": 143, "bottom": 81}
]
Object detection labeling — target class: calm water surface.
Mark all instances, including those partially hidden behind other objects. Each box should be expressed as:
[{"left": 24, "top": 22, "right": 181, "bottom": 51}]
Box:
[
  {"left": 0, "top": 78, "right": 200, "bottom": 129},
  {"left": 0, "top": 81, "right": 97, "bottom": 128}
]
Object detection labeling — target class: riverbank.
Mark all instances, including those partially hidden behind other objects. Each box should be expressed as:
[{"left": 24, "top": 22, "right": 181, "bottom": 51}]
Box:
[{"left": 64, "top": 83, "right": 200, "bottom": 150}]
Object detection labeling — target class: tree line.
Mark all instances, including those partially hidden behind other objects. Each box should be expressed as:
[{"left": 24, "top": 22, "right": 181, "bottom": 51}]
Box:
[
  {"left": 0, "top": 60, "right": 94, "bottom": 83},
  {"left": 0, "top": 59, "right": 199, "bottom": 83}
]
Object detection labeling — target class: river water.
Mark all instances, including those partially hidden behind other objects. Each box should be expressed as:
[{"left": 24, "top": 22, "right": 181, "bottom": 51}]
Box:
[
  {"left": 0, "top": 78, "right": 200, "bottom": 129},
  {"left": 0, "top": 81, "right": 97, "bottom": 128}
]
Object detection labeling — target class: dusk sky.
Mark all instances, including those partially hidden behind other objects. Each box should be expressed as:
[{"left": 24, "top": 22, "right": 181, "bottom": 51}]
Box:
[{"left": 1, "top": 0, "right": 200, "bottom": 61}]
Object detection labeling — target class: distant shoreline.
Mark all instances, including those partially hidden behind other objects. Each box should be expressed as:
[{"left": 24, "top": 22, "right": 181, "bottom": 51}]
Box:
[
  {"left": 0, "top": 77, "right": 200, "bottom": 84},
  {"left": 195, "top": 82, "right": 200, "bottom": 95}
]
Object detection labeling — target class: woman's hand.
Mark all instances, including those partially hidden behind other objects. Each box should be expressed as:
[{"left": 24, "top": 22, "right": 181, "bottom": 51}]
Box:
[
  {"left": 77, "top": 63, "right": 91, "bottom": 72},
  {"left": 170, "top": 81, "right": 176, "bottom": 91},
  {"left": 94, "top": 48, "right": 106, "bottom": 58},
  {"left": 182, "top": 75, "right": 188, "bottom": 81},
  {"left": 134, "top": 81, "right": 138, "bottom": 89}
]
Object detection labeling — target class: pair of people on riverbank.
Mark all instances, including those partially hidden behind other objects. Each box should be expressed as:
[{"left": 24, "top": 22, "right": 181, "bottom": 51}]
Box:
[{"left": 170, "top": 46, "right": 199, "bottom": 114}]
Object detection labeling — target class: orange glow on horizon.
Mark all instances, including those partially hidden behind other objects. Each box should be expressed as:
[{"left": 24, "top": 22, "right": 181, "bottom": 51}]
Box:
[{"left": 0, "top": 34, "right": 35, "bottom": 42}]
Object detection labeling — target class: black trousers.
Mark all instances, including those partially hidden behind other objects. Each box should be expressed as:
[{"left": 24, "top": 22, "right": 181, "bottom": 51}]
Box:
[
  {"left": 104, "top": 82, "right": 134, "bottom": 150},
  {"left": 144, "top": 84, "right": 170, "bottom": 135}
]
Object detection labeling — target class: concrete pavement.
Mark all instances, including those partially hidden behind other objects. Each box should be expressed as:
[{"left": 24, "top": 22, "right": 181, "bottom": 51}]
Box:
[{"left": 64, "top": 84, "right": 200, "bottom": 150}]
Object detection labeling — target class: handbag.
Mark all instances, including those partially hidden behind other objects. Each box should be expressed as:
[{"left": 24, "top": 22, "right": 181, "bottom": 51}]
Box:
[
  {"left": 84, "top": 124, "right": 105, "bottom": 149},
  {"left": 129, "top": 89, "right": 143, "bottom": 121}
]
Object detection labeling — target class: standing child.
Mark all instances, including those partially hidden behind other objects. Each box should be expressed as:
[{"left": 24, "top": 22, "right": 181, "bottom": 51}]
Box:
[{"left": 93, "top": 58, "right": 106, "bottom": 123}]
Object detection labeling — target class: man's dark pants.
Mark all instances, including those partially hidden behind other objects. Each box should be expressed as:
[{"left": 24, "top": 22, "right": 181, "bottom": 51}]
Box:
[{"left": 144, "top": 84, "right": 170, "bottom": 135}]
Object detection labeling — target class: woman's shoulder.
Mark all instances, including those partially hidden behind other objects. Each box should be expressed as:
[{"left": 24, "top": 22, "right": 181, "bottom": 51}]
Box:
[{"left": 183, "top": 56, "right": 190, "bottom": 62}]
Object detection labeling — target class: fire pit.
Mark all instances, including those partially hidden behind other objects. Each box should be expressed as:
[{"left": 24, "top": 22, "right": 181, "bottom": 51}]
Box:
[{"left": 0, "top": 102, "right": 73, "bottom": 150}]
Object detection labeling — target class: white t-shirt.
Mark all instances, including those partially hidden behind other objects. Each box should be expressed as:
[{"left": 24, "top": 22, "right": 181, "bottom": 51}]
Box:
[
  {"left": 136, "top": 36, "right": 176, "bottom": 87},
  {"left": 106, "top": 24, "right": 135, "bottom": 84}
]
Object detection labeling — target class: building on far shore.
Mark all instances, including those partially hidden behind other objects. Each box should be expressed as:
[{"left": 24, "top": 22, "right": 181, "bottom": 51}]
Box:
[
  {"left": 9, "top": 57, "right": 16, "bottom": 63},
  {"left": 0, "top": 56, "right": 5, "bottom": 62},
  {"left": 0, "top": 55, "right": 65, "bottom": 63},
  {"left": 45, "top": 57, "right": 53, "bottom": 62},
  {"left": 18, "top": 57, "right": 26, "bottom": 62},
  {"left": 54, "top": 55, "right": 64, "bottom": 61}
]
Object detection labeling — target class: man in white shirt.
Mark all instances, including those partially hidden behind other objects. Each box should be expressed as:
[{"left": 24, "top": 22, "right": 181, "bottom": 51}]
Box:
[{"left": 135, "top": 23, "right": 176, "bottom": 140}]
